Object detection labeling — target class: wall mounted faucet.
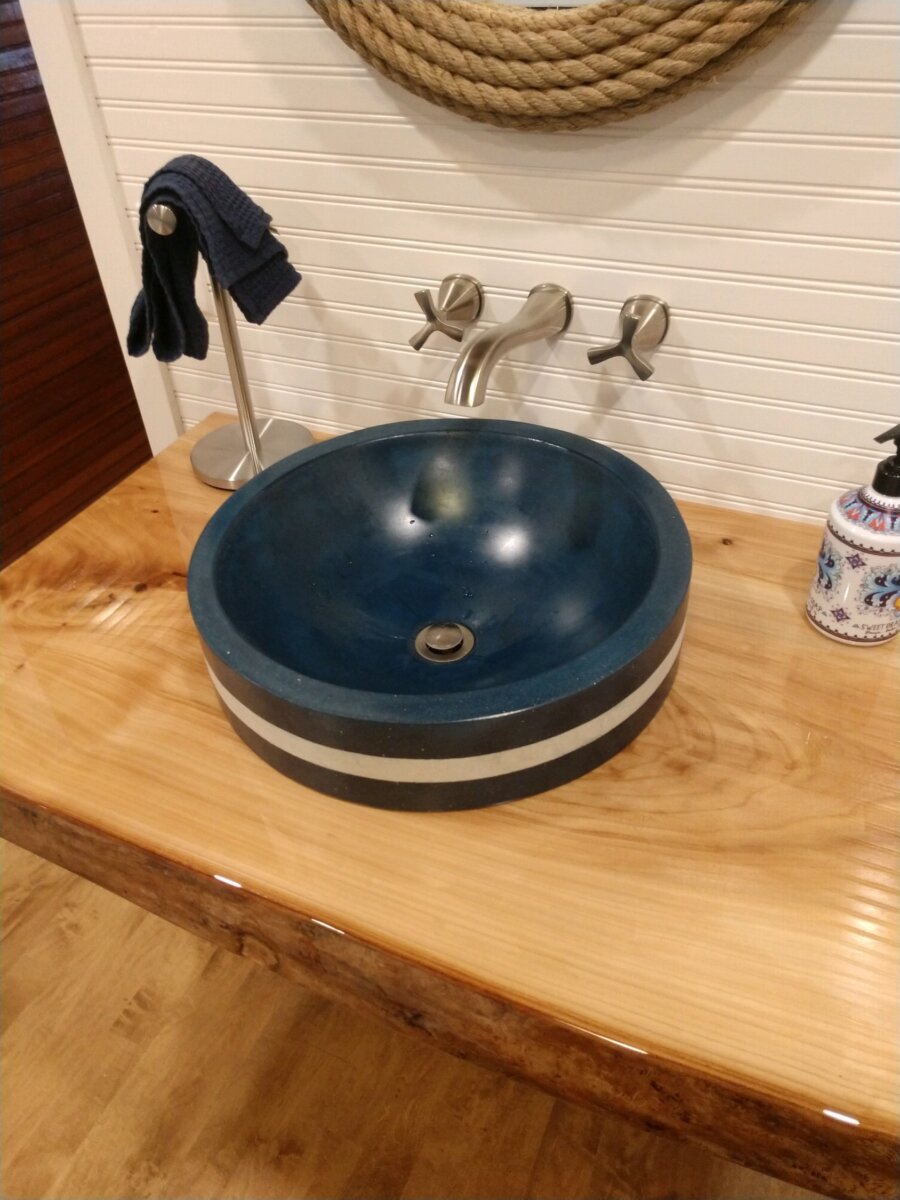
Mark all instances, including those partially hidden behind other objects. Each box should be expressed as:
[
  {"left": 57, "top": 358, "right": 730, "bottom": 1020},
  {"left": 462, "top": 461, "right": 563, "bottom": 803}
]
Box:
[
  {"left": 587, "top": 295, "right": 669, "bottom": 381},
  {"left": 409, "top": 274, "right": 483, "bottom": 351},
  {"left": 444, "top": 283, "right": 572, "bottom": 408}
]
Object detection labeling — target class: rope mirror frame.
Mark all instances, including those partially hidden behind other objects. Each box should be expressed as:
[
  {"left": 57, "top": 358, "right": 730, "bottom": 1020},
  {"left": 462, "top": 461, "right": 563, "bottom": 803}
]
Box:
[{"left": 306, "top": 0, "right": 815, "bottom": 132}]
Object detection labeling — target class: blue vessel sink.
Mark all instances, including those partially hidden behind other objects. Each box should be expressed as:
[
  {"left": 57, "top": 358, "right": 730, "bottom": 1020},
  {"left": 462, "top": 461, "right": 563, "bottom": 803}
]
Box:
[{"left": 188, "top": 419, "right": 691, "bottom": 811}]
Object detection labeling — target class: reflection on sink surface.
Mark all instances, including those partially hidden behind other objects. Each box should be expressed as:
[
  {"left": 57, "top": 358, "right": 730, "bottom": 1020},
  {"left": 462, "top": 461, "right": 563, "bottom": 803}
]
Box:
[{"left": 188, "top": 419, "right": 691, "bottom": 811}]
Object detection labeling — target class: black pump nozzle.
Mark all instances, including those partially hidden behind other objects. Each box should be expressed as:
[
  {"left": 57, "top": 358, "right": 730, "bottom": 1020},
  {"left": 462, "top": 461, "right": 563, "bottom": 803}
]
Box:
[{"left": 872, "top": 422, "right": 900, "bottom": 498}]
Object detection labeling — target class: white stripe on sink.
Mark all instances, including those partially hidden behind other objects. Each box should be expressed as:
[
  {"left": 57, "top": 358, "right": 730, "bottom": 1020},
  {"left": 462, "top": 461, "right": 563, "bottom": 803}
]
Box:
[{"left": 207, "top": 628, "right": 684, "bottom": 784}]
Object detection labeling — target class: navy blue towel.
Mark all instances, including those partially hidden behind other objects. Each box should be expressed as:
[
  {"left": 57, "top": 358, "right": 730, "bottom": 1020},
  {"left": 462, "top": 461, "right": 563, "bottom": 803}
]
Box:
[{"left": 127, "top": 155, "right": 300, "bottom": 362}]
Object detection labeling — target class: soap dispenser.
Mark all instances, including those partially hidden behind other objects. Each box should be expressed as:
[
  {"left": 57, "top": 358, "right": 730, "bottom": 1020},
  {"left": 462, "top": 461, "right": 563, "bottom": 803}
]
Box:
[{"left": 806, "top": 424, "right": 900, "bottom": 645}]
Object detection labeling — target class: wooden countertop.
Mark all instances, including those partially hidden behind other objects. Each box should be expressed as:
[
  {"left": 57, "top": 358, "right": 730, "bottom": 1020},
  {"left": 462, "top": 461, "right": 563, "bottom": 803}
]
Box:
[{"left": 2, "top": 416, "right": 897, "bottom": 1199}]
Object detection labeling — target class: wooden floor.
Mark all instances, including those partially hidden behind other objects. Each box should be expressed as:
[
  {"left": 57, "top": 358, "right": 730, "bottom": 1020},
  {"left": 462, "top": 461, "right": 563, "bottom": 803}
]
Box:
[{"left": 1, "top": 841, "right": 826, "bottom": 1200}]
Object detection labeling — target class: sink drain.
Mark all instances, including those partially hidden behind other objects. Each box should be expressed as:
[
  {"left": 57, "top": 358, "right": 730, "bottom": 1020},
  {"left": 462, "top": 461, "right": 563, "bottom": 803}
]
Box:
[{"left": 414, "top": 622, "right": 475, "bottom": 663}]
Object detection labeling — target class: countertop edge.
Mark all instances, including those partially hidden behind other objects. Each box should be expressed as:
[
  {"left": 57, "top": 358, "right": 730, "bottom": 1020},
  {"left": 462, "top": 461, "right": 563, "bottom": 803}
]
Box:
[{"left": 3, "top": 786, "right": 895, "bottom": 1200}]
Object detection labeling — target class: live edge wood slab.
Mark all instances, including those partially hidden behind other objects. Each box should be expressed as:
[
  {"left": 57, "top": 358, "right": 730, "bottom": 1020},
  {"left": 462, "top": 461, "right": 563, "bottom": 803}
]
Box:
[{"left": 2, "top": 415, "right": 897, "bottom": 1199}]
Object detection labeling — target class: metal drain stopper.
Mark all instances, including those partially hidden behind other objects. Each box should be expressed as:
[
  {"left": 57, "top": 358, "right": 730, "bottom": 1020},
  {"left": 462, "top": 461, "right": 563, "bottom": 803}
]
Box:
[
  {"left": 414, "top": 622, "right": 475, "bottom": 663},
  {"left": 424, "top": 623, "right": 465, "bottom": 654}
]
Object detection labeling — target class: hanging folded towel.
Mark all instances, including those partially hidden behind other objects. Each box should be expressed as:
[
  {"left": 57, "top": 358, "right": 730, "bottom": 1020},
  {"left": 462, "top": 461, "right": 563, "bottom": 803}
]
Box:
[{"left": 127, "top": 155, "right": 300, "bottom": 363}]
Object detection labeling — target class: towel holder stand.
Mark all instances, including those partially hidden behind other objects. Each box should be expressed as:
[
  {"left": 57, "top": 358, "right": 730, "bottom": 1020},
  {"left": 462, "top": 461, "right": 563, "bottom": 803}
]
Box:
[{"left": 145, "top": 202, "right": 314, "bottom": 490}]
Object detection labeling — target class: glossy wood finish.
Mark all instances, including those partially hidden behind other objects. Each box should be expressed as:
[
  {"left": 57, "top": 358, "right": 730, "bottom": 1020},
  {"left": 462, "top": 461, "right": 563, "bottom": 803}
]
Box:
[
  {"left": 1, "top": 416, "right": 897, "bottom": 1199},
  {"left": 0, "top": 0, "right": 150, "bottom": 567},
  {"left": 3, "top": 840, "right": 830, "bottom": 1200}
]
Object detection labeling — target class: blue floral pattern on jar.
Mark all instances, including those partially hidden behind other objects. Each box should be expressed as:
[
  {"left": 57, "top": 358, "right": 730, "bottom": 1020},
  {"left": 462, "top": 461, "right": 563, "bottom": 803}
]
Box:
[
  {"left": 815, "top": 536, "right": 841, "bottom": 591},
  {"left": 863, "top": 569, "right": 900, "bottom": 612},
  {"left": 807, "top": 533, "right": 899, "bottom": 644}
]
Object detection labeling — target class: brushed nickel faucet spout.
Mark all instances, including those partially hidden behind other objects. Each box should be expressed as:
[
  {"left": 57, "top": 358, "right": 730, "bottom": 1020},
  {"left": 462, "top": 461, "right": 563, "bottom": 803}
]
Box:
[{"left": 444, "top": 284, "right": 573, "bottom": 408}]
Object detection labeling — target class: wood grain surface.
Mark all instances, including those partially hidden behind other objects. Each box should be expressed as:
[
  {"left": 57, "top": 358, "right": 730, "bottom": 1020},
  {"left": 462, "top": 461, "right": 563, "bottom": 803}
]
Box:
[
  {"left": 1, "top": 415, "right": 897, "bottom": 1199},
  {"left": 2, "top": 839, "right": 829, "bottom": 1200}
]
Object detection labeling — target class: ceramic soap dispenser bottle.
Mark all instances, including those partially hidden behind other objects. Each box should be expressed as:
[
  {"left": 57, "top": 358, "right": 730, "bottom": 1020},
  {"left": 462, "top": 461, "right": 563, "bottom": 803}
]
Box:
[{"left": 806, "top": 423, "right": 900, "bottom": 645}]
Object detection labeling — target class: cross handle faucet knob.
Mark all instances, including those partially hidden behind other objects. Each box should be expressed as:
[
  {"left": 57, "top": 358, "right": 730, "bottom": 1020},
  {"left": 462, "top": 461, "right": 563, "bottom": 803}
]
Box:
[
  {"left": 410, "top": 274, "right": 484, "bottom": 351},
  {"left": 587, "top": 295, "right": 669, "bottom": 381}
]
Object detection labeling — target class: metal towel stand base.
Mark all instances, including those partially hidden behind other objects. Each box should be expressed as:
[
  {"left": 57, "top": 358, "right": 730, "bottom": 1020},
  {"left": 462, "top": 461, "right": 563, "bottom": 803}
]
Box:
[{"left": 146, "top": 202, "right": 314, "bottom": 490}]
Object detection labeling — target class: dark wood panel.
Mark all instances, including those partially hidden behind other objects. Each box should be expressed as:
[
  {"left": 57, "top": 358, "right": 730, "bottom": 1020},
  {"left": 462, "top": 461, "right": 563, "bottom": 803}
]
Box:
[
  {"left": 0, "top": 11, "right": 26, "bottom": 48},
  {"left": 2, "top": 362, "right": 137, "bottom": 451},
  {"left": 0, "top": 399, "right": 145, "bottom": 485},
  {"left": 5, "top": 355, "right": 143, "bottom": 445},
  {"left": 2, "top": 127, "right": 57, "bottom": 171},
  {"left": 0, "top": 42, "right": 33, "bottom": 71},
  {"left": 2, "top": 205, "right": 86, "bottom": 256},
  {"left": 1, "top": 355, "right": 130, "bottom": 440},
  {"left": 0, "top": 62, "right": 39, "bottom": 95},
  {"left": 0, "top": 0, "right": 150, "bottom": 567},
  {"left": 0, "top": 223, "right": 89, "bottom": 286},
  {"left": 0, "top": 82, "right": 46, "bottom": 121},
  {"left": 1, "top": 143, "right": 65, "bottom": 188},
  {"left": 1, "top": 166, "right": 70, "bottom": 216},
  {"left": 1, "top": 175, "right": 81, "bottom": 235},
  {"left": 0, "top": 102, "right": 51, "bottom": 144},
  {"left": 0, "top": 244, "right": 93, "bottom": 319},
  {"left": 0, "top": 106, "right": 50, "bottom": 142},
  {"left": 2, "top": 312, "right": 124, "bottom": 392},
  {"left": 3, "top": 276, "right": 112, "bottom": 344},
  {"left": 2, "top": 422, "right": 148, "bottom": 526}
]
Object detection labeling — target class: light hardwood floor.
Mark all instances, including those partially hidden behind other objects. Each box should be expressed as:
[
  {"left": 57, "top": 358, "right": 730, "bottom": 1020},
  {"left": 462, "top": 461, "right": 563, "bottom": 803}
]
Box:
[{"left": 1, "top": 841, "right": 827, "bottom": 1200}]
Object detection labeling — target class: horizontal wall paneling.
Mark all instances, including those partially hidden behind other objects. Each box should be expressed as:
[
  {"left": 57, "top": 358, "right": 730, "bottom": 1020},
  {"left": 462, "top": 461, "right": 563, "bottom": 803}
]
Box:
[{"left": 65, "top": 0, "right": 900, "bottom": 519}]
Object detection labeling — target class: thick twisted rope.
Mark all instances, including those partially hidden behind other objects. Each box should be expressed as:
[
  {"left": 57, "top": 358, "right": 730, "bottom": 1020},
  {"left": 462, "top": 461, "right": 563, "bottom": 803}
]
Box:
[{"left": 306, "top": 0, "right": 813, "bottom": 131}]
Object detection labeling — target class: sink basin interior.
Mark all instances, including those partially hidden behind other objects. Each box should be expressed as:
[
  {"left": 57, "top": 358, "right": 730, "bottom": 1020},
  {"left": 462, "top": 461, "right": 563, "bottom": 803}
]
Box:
[{"left": 214, "top": 429, "right": 661, "bottom": 695}]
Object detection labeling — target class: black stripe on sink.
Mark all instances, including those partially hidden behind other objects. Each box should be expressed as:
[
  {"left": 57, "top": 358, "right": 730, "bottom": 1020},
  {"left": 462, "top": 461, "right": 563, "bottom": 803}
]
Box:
[{"left": 215, "top": 658, "right": 679, "bottom": 813}]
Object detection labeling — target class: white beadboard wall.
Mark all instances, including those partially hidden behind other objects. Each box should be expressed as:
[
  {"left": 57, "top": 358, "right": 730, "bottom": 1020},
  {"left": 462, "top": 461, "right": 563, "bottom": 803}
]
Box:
[{"left": 69, "top": 0, "right": 899, "bottom": 520}]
